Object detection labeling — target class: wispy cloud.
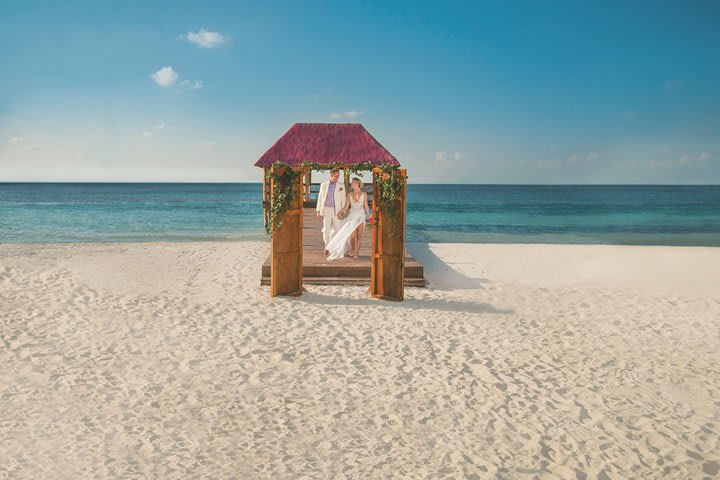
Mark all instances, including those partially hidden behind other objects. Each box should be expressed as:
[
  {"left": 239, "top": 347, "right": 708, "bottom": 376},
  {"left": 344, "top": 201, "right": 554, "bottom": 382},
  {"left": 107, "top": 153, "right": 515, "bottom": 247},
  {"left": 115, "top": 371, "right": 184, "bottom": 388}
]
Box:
[
  {"left": 180, "top": 79, "right": 203, "bottom": 90},
  {"left": 186, "top": 29, "right": 227, "bottom": 48},
  {"left": 567, "top": 152, "right": 600, "bottom": 165},
  {"left": 142, "top": 122, "right": 176, "bottom": 138},
  {"left": 23, "top": 144, "right": 40, "bottom": 151},
  {"left": 434, "top": 151, "right": 464, "bottom": 163},
  {"left": 9, "top": 136, "right": 24, "bottom": 144},
  {"left": 151, "top": 67, "right": 179, "bottom": 87},
  {"left": 329, "top": 111, "right": 364, "bottom": 120},
  {"left": 678, "top": 152, "right": 711, "bottom": 166}
]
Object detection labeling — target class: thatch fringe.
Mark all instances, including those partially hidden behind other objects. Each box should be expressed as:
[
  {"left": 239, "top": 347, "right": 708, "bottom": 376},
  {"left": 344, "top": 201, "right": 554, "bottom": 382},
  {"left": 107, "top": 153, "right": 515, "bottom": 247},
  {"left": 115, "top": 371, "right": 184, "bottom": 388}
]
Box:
[{"left": 254, "top": 123, "right": 400, "bottom": 168}]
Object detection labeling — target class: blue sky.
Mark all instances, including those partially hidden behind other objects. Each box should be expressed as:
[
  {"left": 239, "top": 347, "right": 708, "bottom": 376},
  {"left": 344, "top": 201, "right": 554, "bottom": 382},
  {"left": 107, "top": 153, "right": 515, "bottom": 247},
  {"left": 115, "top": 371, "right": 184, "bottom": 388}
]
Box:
[{"left": 1, "top": 0, "right": 719, "bottom": 183}]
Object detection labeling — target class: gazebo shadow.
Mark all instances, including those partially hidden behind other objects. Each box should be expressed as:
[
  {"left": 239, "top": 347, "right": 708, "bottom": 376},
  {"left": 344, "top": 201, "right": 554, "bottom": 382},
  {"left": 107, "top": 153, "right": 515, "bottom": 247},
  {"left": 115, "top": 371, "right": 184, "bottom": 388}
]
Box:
[
  {"left": 294, "top": 245, "right": 510, "bottom": 313},
  {"left": 295, "top": 290, "right": 512, "bottom": 315},
  {"left": 406, "top": 242, "right": 490, "bottom": 291}
]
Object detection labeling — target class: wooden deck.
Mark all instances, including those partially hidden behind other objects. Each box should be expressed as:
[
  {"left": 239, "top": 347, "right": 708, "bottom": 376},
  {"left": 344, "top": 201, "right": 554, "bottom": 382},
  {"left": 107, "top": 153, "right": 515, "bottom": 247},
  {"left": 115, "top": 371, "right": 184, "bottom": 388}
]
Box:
[{"left": 261, "top": 207, "right": 426, "bottom": 287}]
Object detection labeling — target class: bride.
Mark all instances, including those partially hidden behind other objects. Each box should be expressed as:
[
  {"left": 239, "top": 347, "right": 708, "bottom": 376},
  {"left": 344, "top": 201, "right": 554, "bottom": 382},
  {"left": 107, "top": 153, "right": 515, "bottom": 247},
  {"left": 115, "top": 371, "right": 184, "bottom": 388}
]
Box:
[{"left": 326, "top": 177, "right": 371, "bottom": 260}]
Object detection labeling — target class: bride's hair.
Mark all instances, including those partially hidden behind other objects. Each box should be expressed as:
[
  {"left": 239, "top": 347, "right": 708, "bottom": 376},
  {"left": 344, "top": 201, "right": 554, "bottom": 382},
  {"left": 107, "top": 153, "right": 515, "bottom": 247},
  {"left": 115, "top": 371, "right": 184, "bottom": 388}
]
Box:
[{"left": 351, "top": 177, "right": 363, "bottom": 190}]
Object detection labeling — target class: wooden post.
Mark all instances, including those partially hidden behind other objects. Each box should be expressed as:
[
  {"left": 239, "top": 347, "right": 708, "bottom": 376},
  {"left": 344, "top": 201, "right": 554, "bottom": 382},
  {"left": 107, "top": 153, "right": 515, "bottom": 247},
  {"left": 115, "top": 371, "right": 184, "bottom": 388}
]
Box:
[
  {"left": 370, "top": 168, "right": 406, "bottom": 301},
  {"left": 262, "top": 167, "right": 270, "bottom": 229},
  {"left": 305, "top": 169, "right": 312, "bottom": 202},
  {"left": 270, "top": 165, "right": 304, "bottom": 297}
]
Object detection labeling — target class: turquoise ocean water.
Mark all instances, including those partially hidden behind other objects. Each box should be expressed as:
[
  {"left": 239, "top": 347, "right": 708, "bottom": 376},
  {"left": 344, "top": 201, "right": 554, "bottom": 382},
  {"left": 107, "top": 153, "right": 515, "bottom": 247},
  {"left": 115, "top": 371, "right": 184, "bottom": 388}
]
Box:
[{"left": 0, "top": 183, "right": 718, "bottom": 246}]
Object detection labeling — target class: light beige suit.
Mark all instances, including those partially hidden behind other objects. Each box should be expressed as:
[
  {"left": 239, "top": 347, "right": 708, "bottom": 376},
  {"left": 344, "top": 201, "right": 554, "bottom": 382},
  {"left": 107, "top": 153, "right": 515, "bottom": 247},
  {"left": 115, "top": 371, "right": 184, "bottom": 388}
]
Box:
[{"left": 316, "top": 180, "right": 348, "bottom": 247}]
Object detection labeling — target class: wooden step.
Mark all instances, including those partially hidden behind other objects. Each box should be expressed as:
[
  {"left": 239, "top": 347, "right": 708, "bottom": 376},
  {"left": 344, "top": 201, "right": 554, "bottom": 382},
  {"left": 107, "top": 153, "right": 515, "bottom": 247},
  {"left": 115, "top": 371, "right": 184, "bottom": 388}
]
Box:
[{"left": 261, "top": 276, "right": 427, "bottom": 287}]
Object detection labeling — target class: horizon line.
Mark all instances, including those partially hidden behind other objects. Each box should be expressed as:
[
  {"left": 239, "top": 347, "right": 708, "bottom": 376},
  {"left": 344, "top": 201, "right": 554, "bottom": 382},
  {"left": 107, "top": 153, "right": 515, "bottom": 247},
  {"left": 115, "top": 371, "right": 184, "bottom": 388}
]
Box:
[{"left": 1, "top": 181, "right": 719, "bottom": 186}]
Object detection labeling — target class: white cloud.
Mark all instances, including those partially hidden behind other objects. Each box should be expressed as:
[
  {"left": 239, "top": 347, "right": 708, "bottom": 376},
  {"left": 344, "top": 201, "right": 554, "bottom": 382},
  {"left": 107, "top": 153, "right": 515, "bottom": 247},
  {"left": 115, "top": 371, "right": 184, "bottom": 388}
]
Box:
[
  {"left": 142, "top": 122, "right": 177, "bottom": 138},
  {"left": 150, "top": 68, "right": 202, "bottom": 91},
  {"left": 434, "top": 151, "right": 465, "bottom": 163},
  {"left": 567, "top": 152, "right": 600, "bottom": 165},
  {"left": 329, "top": 111, "right": 364, "bottom": 120},
  {"left": 186, "top": 29, "right": 227, "bottom": 48},
  {"left": 180, "top": 79, "right": 203, "bottom": 90},
  {"left": 661, "top": 146, "right": 671, "bottom": 153},
  {"left": 9, "top": 136, "right": 24, "bottom": 144},
  {"left": 23, "top": 145, "right": 40, "bottom": 151},
  {"left": 699, "top": 152, "right": 711, "bottom": 162},
  {"left": 151, "top": 67, "right": 179, "bottom": 87}
]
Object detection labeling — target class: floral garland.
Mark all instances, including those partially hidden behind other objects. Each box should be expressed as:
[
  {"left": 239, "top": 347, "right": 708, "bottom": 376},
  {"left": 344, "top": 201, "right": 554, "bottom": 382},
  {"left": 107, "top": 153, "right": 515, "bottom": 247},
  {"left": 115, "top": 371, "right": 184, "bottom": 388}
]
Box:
[
  {"left": 372, "top": 164, "right": 405, "bottom": 235},
  {"left": 264, "top": 161, "right": 301, "bottom": 235}
]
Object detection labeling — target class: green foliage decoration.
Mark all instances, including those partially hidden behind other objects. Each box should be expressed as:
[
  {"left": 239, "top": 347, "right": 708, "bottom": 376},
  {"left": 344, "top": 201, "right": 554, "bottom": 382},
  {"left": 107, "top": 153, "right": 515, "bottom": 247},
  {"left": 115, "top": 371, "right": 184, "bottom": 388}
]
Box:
[
  {"left": 372, "top": 164, "right": 406, "bottom": 236},
  {"left": 265, "top": 161, "right": 301, "bottom": 235}
]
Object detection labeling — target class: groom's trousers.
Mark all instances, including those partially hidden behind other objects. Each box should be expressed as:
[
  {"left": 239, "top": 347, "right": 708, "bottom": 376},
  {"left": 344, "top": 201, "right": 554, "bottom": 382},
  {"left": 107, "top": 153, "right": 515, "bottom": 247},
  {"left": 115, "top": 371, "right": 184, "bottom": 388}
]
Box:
[{"left": 321, "top": 206, "right": 343, "bottom": 247}]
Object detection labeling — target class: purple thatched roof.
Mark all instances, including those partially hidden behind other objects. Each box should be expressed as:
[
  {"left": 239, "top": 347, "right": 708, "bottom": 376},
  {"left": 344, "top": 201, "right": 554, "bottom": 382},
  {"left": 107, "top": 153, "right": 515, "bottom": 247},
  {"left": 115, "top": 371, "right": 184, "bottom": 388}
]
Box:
[{"left": 254, "top": 123, "right": 400, "bottom": 168}]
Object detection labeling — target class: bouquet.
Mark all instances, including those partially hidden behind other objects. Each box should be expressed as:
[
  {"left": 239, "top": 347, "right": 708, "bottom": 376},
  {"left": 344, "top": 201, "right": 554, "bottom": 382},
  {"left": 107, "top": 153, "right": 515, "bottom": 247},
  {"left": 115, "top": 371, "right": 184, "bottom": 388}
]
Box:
[{"left": 366, "top": 216, "right": 377, "bottom": 227}]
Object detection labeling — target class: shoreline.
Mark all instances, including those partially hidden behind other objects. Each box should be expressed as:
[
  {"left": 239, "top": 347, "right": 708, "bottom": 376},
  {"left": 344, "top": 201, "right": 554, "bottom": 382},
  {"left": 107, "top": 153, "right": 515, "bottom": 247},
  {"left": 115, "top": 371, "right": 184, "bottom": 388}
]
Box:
[{"left": 1, "top": 239, "right": 720, "bottom": 247}]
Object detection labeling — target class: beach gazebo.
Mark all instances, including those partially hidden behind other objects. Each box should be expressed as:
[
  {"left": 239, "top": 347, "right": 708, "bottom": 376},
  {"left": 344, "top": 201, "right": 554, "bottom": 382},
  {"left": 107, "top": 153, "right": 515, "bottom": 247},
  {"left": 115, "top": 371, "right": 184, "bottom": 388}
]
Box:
[{"left": 255, "top": 122, "right": 412, "bottom": 301}]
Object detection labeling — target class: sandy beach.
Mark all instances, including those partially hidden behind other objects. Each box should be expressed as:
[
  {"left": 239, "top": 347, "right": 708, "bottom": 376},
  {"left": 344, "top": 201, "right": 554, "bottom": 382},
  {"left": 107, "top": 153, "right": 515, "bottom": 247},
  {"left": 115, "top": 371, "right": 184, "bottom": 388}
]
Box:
[{"left": 1, "top": 241, "right": 719, "bottom": 478}]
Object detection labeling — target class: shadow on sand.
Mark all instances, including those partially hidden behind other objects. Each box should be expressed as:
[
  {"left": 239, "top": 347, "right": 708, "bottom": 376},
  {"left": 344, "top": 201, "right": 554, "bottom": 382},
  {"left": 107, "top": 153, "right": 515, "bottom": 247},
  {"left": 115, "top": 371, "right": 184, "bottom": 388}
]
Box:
[
  {"left": 407, "top": 242, "right": 490, "bottom": 291},
  {"left": 293, "top": 243, "right": 512, "bottom": 314},
  {"left": 296, "top": 290, "right": 513, "bottom": 315}
]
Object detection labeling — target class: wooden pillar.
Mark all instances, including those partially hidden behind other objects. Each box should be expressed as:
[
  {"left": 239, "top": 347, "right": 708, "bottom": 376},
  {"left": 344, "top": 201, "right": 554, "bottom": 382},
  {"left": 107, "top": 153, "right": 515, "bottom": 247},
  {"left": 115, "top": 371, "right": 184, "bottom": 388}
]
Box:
[
  {"left": 269, "top": 165, "right": 304, "bottom": 297},
  {"left": 262, "top": 167, "right": 270, "bottom": 229},
  {"left": 305, "top": 169, "right": 312, "bottom": 202},
  {"left": 370, "top": 168, "right": 407, "bottom": 301}
]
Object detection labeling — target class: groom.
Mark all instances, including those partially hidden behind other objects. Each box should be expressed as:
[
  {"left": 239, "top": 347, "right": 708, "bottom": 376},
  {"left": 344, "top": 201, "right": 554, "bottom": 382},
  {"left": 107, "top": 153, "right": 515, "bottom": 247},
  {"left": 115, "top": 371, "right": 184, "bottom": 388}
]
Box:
[{"left": 316, "top": 168, "right": 347, "bottom": 255}]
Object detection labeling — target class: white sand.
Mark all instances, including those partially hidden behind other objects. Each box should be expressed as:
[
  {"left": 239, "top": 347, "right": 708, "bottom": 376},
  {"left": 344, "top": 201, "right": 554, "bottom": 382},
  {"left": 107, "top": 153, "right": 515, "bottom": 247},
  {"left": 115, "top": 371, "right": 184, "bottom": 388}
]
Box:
[{"left": 1, "top": 241, "right": 719, "bottom": 478}]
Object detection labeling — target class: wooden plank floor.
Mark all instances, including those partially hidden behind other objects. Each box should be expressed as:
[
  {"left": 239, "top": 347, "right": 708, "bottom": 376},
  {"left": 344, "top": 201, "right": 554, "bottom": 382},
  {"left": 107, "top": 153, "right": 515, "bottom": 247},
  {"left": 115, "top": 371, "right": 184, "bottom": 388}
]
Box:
[{"left": 261, "top": 207, "right": 425, "bottom": 286}]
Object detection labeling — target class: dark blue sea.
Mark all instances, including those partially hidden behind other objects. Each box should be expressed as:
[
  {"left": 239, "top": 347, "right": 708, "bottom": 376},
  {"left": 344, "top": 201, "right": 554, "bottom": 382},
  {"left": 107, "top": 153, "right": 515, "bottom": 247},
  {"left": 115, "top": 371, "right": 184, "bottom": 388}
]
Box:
[{"left": 1, "top": 183, "right": 719, "bottom": 246}]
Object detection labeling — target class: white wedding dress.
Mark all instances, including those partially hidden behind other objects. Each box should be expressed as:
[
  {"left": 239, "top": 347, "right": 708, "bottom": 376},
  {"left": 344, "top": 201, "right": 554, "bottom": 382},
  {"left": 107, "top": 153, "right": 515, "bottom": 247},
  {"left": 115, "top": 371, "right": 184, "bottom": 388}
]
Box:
[{"left": 326, "top": 192, "right": 367, "bottom": 261}]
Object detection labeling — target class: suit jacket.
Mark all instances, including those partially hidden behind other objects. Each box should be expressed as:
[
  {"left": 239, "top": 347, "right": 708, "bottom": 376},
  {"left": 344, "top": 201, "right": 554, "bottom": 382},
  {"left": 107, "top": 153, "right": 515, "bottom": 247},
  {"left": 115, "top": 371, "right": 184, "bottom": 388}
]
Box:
[{"left": 316, "top": 180, "right": 347, "bottom": 216}]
